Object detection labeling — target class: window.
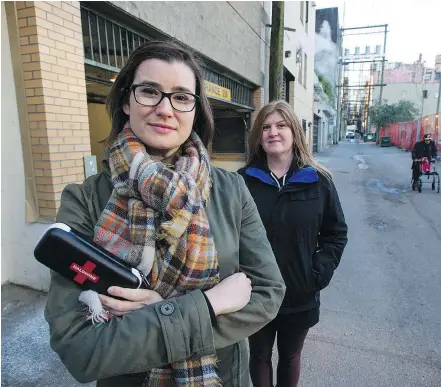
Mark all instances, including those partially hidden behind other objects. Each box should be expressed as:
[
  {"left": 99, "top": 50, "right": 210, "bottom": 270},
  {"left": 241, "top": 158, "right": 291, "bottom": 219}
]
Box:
[
  {"left": 305, "top": 1, "right": 309, "bottom": 33},
  {"left": 304, "top": 54, "right": 308, "bottom": 88},
  {"left": 300, "top": 1, "right": 304, "bottom": 24},
  {"left": 298, "top": 54, "right": 303, "bottom": 85},
  {"left": 283, "top": 67, "right": 295, "bottom": 104},
  {"left": 212, "top": 117, "right": 247, "bottom": 154}
]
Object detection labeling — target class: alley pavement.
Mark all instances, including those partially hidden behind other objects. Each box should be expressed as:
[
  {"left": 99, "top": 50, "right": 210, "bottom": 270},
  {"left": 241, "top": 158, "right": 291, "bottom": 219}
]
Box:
[
  {"left": 2, "top": 141, "right": 441, "bottom": 387},
  {"left": 295, "top": 140, "right": 441, "bottom": 387}
]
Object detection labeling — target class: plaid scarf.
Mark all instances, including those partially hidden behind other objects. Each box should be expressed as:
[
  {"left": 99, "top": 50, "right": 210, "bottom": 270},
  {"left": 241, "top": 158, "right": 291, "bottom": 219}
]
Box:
[{"left": 93, "top": 124, "right": 221, "bottom": 386}]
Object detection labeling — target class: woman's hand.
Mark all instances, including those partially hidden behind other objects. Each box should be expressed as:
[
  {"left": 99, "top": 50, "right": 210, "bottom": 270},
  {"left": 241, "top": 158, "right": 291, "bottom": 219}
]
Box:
[
  {"left": 204, "top": 272, "right": 252, "bottom": 316},
  {"left": 99, "top": 287, "right": 164, "bottom": 316}
]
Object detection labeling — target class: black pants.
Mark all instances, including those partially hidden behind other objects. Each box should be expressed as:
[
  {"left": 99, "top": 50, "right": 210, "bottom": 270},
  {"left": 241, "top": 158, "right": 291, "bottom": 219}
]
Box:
[
  {"left": 412, "top": 161, "right": 421, "bottom": 181},
  {"left": 249, "top": 314, "right": 309, "bottom": 387}
]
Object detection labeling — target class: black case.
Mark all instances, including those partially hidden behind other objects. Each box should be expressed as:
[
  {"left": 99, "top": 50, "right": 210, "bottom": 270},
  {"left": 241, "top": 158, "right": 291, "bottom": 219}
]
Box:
[{"left": 34, "top": 223, "right": 143, "bottom": 295}]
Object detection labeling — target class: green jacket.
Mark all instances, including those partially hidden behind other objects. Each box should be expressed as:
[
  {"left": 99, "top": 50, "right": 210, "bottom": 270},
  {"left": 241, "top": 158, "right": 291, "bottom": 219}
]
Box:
[{"left": 44, "top": 156, "right": 285, "bottom": 386}]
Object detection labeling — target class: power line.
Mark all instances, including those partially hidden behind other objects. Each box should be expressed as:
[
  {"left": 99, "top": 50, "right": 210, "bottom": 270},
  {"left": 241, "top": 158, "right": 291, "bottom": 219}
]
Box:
[
  {"left": 342, "top": 31, "right": 388, "bottom": 37},
  {"left": 342, "top": 24, "right": 388, "bottom": 31},
  {"left": 226, "top": 2, "right": 270, "bottom": 48}
]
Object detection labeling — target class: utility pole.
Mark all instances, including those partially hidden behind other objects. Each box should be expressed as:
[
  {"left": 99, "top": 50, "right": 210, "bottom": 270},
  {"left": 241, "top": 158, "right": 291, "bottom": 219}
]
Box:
[
  {"left": 436, "top": 75, "right": 441, "bottom": 115},
  {"left": 378, "top": 24, "right": 388, "bottom": 106},
  {"left": 436, "top": 76, "right": 441, "bottom": 142},
  {"left": 377, "top": 24, "right": 388, "bottom": 143},
  {"left": 269, "top": 1, "right": 284, "bottom": 101},
  {"left": 335, "top": 27, "right": 343, "bottom": 144}
]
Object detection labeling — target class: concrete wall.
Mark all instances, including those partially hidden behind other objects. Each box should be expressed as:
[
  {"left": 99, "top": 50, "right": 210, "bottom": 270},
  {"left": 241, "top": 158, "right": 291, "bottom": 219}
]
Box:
[
  {"left": 110, "top": 1, "right": 265, "bottom": 86},
  {"left": 1, "top": 3, "right": 50, "bottom": 291},
  {"left": 283, "top": 1, "right": 316, "bottom": 146},
  {"left": 372, "top": 82, "right": 440, "bottom": 117}
]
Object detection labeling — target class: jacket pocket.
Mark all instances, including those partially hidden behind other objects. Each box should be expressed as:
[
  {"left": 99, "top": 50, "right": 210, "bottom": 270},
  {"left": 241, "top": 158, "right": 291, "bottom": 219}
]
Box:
[
  {"left": 289, "top": 185, "right": 319, "bottom": 201},
  {"left": 284, "top": 185, "right": 321, "bottom": 231},
  {"left": 274, "top": 227, "right": 316, "bottom": 307},
  {"left": 216, "top": 343, "right": 244, "bottom": 386}
]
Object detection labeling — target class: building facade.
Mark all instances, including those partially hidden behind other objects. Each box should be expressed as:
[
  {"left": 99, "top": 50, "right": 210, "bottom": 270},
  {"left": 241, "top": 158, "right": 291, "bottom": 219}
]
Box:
[
  {"left": 372, "top": 82, "right": 440, "bottom": 118},
  {"left": 2, "top": 1, "right": 270, "bottom": 290},
  {"left": 371, "top": 54, "right": 441, "bottom": 118},
  {"left": 372, "top": 55, "right": 441, "bottom": 85},
  {"left": 313, "top": 6, "right": 340, "bottom": 151},
  {"left": 283, "top": 1, "right": 316, "bottom": 149}
]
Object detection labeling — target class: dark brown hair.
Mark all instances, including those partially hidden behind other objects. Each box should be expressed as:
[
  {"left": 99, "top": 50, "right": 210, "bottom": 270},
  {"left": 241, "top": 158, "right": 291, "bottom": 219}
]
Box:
[{"left": 106, "top": 40, "right": 214, "bottom": 147}]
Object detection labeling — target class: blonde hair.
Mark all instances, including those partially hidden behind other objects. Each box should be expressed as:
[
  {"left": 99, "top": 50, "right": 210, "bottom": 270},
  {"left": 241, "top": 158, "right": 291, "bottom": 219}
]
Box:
[{"left": 247, "top": 100, "right": 332, "bottom": 180}]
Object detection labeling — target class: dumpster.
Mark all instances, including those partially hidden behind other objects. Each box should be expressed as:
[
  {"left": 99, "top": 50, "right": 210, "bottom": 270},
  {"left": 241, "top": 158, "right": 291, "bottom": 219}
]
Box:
[
  {"left": 380, "top": 136, "right": 391, "bottom": 147},
  {"left": 364, "top": 133, "right": 375, "bottom": 142}
]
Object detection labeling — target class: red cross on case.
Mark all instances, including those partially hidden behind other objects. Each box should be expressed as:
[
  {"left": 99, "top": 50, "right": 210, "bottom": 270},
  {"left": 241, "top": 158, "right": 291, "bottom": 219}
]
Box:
[{"left": 69, "top": 261, "right": 100, "bottom": 285}]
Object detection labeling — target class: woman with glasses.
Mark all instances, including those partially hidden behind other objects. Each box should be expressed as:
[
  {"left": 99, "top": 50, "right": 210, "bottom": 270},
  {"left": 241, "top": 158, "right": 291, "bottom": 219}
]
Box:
[{"left": 44, "top": 40, "right": 285, "bottom": 387}]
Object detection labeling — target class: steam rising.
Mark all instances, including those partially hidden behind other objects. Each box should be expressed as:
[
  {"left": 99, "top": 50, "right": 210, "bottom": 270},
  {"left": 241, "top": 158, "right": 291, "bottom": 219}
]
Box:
[{"left": 315, "top": 20, "right": 338, "bottom": 87}]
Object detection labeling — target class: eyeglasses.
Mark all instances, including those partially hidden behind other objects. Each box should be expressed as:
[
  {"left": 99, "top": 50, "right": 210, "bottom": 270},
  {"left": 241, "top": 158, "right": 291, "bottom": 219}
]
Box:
[{"left": 131, "top": 84, "right": 198, "bottom": 112}]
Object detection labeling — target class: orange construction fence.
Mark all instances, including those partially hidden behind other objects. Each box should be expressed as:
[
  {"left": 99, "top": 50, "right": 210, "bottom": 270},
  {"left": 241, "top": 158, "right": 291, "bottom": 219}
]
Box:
[{"left": 378, "top": 113, "right": 440, "bottom": 152}]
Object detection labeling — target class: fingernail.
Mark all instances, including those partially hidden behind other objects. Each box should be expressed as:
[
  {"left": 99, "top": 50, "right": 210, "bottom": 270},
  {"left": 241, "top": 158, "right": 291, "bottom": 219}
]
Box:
[{"left": 107, "top": 287, "right": 115, "bottom": 295}]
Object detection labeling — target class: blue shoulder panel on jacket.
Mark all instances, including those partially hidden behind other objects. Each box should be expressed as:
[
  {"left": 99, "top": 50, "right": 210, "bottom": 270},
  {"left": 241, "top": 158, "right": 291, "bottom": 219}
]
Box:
[
  {"left": 245, "top": 166, "right": 318, "bottom": 185},
  {"left": 287, "top": 167, "right": 319, "bottom": 183},
  {"left": 245, "top": 167, "right": 277, "bottom": 186}
]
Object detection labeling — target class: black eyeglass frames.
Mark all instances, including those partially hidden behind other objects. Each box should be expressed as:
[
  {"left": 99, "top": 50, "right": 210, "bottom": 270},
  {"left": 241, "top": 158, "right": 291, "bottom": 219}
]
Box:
[{"left": 131, "top": 84, "right": 199, "bottom": 112}]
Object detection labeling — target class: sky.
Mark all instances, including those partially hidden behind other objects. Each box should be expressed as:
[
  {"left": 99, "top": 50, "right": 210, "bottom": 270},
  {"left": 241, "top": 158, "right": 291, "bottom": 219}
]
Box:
[{"left": 316, "top": 0, "right": 441, "bottom": 67}]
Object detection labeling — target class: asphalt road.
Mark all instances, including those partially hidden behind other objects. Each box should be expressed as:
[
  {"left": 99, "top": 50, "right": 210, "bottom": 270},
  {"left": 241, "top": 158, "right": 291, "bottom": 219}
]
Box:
[
  {"left": 295, "top": 140, "right": 441, "bottom": 387},
  {"left": 2, "top": 141, "right": 440, "bottom": 387}
]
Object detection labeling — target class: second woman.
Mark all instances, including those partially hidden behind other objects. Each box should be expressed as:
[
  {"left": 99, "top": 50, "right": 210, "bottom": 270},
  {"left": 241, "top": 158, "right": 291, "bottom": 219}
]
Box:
[{"left": 239, "top": 101, "right": 348, "bottom": 387}]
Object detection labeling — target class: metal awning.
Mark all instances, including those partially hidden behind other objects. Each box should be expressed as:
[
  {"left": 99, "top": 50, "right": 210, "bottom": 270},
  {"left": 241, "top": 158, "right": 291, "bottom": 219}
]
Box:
[{"left": 80, "top": 5, "right": 254, "bottom": 110}]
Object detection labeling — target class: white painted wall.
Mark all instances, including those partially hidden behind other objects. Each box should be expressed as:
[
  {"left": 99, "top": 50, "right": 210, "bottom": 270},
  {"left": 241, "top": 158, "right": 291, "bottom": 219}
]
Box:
[
  {"left": 1, "top": 4, "right": 50, "bottom": 291},
  {"left": 284, "top": 1, "right": 316, "bottom": 146}
]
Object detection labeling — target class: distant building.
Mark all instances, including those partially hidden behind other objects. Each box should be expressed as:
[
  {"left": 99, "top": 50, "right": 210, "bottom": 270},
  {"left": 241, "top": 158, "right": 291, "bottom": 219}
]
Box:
[
  {"left": 313, "top": 7, "right": 340, "bottom": 150},
  {"left": 371, "top": 54, "right": 441, "bottom": 116},
  {"left": 283, "top": 1, "right": 316, "bottom": 150},
  {"left": 372, "top": 54, "right": 440, "bottom": 85}
]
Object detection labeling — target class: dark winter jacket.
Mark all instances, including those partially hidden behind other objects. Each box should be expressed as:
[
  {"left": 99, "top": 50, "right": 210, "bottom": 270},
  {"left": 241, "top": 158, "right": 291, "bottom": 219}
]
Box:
[
  {"left": 412, "top": 140, "right": 437, "bottom": 160},
  {"left": 238, "top": 158, "right": 347, "bottom": 315}
]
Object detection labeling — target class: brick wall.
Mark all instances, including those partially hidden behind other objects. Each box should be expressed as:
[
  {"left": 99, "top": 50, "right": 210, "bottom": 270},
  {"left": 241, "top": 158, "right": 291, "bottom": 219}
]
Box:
[
  {"left": 251, "top": 87, "right": 265, "bottom": 127},
  {"left": 16, "top": 1, "right": 89, "bottom": 219}
]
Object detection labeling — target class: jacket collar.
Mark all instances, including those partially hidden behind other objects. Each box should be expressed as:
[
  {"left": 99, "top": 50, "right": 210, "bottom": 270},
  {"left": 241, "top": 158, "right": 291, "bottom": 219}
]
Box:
[
  {"left": 245, "top": 166, "right": 319, "bottom": 187},
  {"left": 244, "top": 153, "right": 319, "bottom": 187}
]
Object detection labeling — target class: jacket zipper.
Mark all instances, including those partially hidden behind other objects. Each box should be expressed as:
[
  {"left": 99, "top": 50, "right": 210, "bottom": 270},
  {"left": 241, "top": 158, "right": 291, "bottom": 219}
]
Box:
[
  {"left": 270, "top": 172, "right": 286, "bottom": 192},
  {"left": 269, "top": 173, "right": 287, "bottom": 245}
]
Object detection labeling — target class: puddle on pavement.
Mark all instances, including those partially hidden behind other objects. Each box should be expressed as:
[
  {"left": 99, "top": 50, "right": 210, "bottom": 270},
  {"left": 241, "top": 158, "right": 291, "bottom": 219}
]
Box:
[
  {"left": 366, "top": 179, "right": 410, "bottom": 195},
  {"left": 353, "top": 155, "right": 369, "bottom": 169}
]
